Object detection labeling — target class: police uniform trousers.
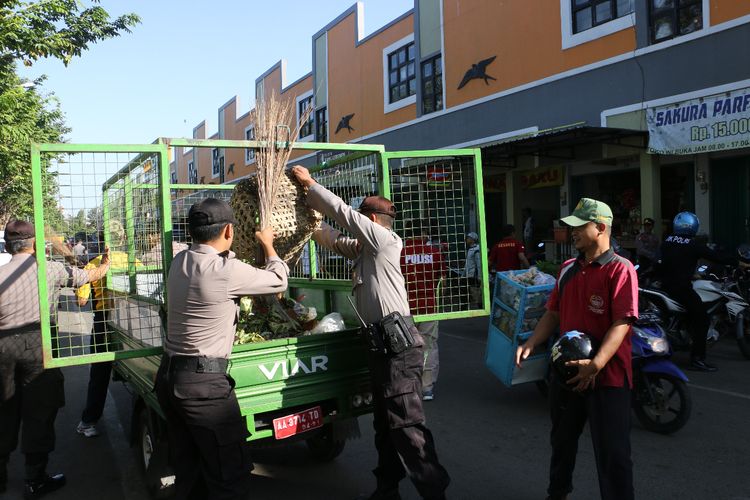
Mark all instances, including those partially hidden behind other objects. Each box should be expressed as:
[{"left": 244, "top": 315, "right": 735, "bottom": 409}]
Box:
[
  {"left": 155, "top": 358, "right": 253, "bottom": 500},
  {"left": 548, "top": 374, "right": 633, "bottom": 500},
  {"left": 417, "top": 321, "right": 440, "bottom": 393},
  {"left": 0, "top": 325, "right": 65, "bottom": 483},
  {"left": 367, "top": 338, "right": 450, "bottom": 499},
  {"left": 663, "top": 285, "right": 710, "bottom": 360},
  {"left": 81, "top": 310, "right": 113, "bottom": 425}
]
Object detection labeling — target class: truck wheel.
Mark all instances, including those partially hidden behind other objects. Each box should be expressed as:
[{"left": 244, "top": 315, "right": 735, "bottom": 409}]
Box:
[
  {"left": 306, "top": 424, "right": 346, "bottom": 462},
  {"left": 137, "top": 409, "right": 175, "bottom": 498},
  {"left": 632, "top": 373, "right": 692, "bottom": 435}
]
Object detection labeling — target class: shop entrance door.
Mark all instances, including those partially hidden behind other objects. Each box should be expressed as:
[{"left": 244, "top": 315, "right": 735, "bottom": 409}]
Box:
[{"left": 711, "top": 156, "right": 750, "bottom": 250}]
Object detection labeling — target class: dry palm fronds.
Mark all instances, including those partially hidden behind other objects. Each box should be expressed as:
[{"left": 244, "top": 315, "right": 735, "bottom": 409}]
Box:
[{"left": 230, "top": 91, "right": 320, "bottom": 266}]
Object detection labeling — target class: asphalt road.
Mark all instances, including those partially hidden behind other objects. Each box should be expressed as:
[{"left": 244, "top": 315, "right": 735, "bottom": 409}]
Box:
[{"left": 5, "top": 308, "right": 750, "bottom": 499}]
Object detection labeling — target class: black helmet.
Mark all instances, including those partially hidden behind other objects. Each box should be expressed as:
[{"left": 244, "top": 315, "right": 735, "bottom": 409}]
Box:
[{"left": 550, "top": 331, "right": 597, "bottom": 387}]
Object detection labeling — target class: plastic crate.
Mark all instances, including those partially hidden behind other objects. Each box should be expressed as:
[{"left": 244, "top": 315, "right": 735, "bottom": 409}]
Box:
[{"left": 485, "top": 269, "right": 554, "bottom": 387}]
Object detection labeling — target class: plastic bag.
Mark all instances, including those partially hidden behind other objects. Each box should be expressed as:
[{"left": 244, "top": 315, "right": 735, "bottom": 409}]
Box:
[{"left": 309, "top": 312, "right": 345, "bottom": 334}]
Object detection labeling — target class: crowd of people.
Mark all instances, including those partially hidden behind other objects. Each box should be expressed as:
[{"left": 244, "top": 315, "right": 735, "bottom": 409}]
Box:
[{"left": 1, "top": 184, "right": 744, "bottom": 499}]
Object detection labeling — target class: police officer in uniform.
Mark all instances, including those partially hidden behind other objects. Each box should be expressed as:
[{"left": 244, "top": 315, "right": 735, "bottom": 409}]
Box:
[
  {"left": 659, "top": 211, "right": 741, "bottom": 372},
  {"left": 0, "top": 220, "right": 110, "bottom": 497},
  {"left": 155, "top": 198, "right": 288, "bottom": 499},
  {"left": 292, "top": 165, "right": 450, "bottom": 500}
]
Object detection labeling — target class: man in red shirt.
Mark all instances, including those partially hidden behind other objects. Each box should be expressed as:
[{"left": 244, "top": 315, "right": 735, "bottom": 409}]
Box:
[
  {"left": 489, "top": 224, "right": 530, "bottom": 272},
  {"left": 401, "top": 222, "right": 446, "bottom": 401},
  {"left": 515, "top": 198, "right": 637, "bottom": 500}
]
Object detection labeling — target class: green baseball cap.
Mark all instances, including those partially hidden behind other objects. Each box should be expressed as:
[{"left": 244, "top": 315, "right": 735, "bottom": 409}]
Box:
[{"left": 560, "top": 198, "right": 613, "bottom": 227}]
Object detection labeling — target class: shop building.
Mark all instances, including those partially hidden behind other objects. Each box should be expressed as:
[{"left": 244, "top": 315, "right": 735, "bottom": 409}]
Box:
[{"left": 170, "top": 0, "right": 750, "bottom": 259}]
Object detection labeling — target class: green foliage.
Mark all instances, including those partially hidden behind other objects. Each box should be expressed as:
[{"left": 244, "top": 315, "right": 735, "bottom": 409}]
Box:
[
  {"left": 68, "top": 208, "right": 87, "bottom": 235},
  {"left": 0, "top": 1, "right": 140, "bottom": 227},
  {"left": 0, "top": 0, "right": 140, "bottom": 67},
  {"left": 0, "top": 68, "right": 69, "bottom": 226},
  {"left": 534, "top": 260, "right": 561, "bottom": 277}
]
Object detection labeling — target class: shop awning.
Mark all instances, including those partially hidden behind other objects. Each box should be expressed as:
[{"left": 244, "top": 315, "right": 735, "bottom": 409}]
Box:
[{"left": 481, "top": 123, "right": 647, "bottom": 168}]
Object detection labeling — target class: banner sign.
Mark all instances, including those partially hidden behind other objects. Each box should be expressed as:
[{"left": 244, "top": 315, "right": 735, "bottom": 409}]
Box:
[
  {"left": 484, "top": 174, "right": 506, "bottom": 193},
  {"left": 520, "top": 166, "right": 563, "bottom": 190},
  {"left": 647, "top": 87, "right": 750, "bottom": 155}
]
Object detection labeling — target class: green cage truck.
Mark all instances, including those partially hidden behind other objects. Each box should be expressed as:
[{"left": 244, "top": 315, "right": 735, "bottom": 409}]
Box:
[{"left": 30, "top": 138, "right": 488, "bottom": 497}]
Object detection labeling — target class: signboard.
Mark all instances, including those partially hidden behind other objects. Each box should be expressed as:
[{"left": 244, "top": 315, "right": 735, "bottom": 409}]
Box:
[
  {"left": 484, "top": 174, "right": 506, "bottom": 193},
  {"left": 426, "top": 165, "right": 451, "bottom": 187},
  {"left": 520, "top": 166, "right": 563, "bottom": 190},
  {"left": 647, "top": 87, "right": 750, "bottom": 155}
]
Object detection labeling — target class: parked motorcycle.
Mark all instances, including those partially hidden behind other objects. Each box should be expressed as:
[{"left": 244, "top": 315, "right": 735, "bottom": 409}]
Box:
[
  {"left": 631, "top": 321, "right": 691, "bottom": 434},
  {"left": 638, "top": 268, "right": 750, "bottom": 359}
]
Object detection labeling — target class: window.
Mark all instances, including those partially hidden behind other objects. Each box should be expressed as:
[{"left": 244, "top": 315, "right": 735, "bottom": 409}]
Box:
[
  {"left": 421, "top": 55, "right": 443, "bottom": 115},
  {"left": 244, "top": 125, "right": 255, "bottom": 165},
  {"left": 388, "top": 42, "right": 416, "bottom": 104},
  {"left": 297, "top": 92, "right": 314, "bottom": 140},
  {"left": 212, "top": 148, "right": 223, "bottom": 178},
  {"left": 649, "top": 0, "right": 703, "bottom": 43},
  {"left": 188, "top": 161, "right": 197, "bottom": 185},
  {"left": 315, "top": 107, "right": 328, "bottom": 143},
  {"left": 572, "top": 0, "right": 634, "bottom": 33}
]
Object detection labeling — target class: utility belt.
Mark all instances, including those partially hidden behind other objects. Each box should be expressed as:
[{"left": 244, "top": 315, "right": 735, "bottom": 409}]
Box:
[
  {"left": 163, "top": 354, "right": 229, "bottom": 374},
  {"left": 0, "top": 322, "right": 42, "bottom": 337},
  {"left": 361, "top": 312, "right": 416, "bottom": 356}
]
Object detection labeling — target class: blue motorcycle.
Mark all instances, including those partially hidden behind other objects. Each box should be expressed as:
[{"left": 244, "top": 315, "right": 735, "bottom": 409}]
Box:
[{"left": 631, "top": 319, "right": 692, "bottom": 434}]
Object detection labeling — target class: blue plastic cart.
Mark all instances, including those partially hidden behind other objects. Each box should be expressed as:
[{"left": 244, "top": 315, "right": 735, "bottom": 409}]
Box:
[{"left": 485, "top": 270, "right": 555, "bottom": 386}]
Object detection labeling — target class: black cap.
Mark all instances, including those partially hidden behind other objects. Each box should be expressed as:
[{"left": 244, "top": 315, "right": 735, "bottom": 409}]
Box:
[
  {"left": 4, "top": 220, "right": 35, "bottom": 241},
  {"left": 358, "top": 196, "right": 396, "bottom": 218},
  {"left": 188, "top": 198, "right": 238, "bottom": 228}
]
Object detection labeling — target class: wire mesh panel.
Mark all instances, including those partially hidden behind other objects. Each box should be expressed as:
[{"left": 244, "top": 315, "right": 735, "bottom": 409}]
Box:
[
  {"left": 31, "top": 141, "right": 483, "bottom": 367},
  {"left": 389, "top": 152, "right": 488, "bottom": 319},
  {"left": 32, "top": 146, "right": 169, "bottom": 367},
  {"left": 291, "top": 151, "right": 383, "bottom": 281}
]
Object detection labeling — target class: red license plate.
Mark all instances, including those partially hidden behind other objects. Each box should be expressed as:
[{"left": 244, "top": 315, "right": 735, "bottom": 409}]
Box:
[{"left": 273, "top": 406, "right": 323, "bottom": 440}]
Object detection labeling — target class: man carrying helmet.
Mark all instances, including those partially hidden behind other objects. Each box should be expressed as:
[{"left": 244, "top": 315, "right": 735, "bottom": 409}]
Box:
[
  {"left": 659, "top": 211, "right": 739, "bottom": 372},
  {"left": 515, "top": 198, "right": 638, "bottom": 500}
]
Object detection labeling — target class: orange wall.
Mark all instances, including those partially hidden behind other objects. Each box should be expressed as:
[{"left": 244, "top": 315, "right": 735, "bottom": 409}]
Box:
[
  {"left": 327, "top": 12, "right": 415, "bottom": 142},
  {"left": 257, "top": 70, "right": 313, "bottom": 161},
  {"left": 712, "top": 0, "right": 750, "bottom": 25},
  {"left": 443, "top": 0, "right": 635, "bottom": 108}
]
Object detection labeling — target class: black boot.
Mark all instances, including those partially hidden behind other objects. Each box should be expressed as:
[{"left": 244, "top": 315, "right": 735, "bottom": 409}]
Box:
[
  {"left": 689, "top": 357, "right": 718, "bottom": 372},
  {"left": 24, "top": 473, "right": 66, "bottom": 499},
  {"left": 367, "top": 487, "right": 401, "bottom": 500}
]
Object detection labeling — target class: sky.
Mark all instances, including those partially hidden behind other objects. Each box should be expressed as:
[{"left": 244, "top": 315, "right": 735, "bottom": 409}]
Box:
[{"left": 19, "top": 0, "right": 413, "bottom": 145}]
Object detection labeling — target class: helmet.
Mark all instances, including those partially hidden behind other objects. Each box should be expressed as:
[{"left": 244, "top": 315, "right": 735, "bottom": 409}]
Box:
[
  {"left": 550, "top": 331, "right": 597, "bottom": 387},
  {"left": 673, "top": 211, "right": 699, "bottom": 236}
]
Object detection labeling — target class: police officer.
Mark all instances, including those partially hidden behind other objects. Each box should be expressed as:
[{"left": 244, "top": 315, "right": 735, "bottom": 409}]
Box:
[
  {"left": 659, "top": 211, "right": 740, "bottom": 372},
  {"left": 400, "top": 220, "right": 446, "bottom": 401},
  {"left": 0, "top": 220, "right": 110, "bottom": 497},
  {"left": 516, "top": 198, "right": 638, "bottom": 500},
  {"left": 292, "top": 165, "right": 450, "bottom": 500},
  {"left": 154, "top": 198, "right": 288, "bottom": 499}
]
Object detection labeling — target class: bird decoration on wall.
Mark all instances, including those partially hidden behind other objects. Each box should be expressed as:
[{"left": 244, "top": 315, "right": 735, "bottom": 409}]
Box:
[
  {"left": 457, "top": 56, "right": 497, "bottom": 89},
  {"left": 335, "top": 113, "right": 355, "bottom": 134}
]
